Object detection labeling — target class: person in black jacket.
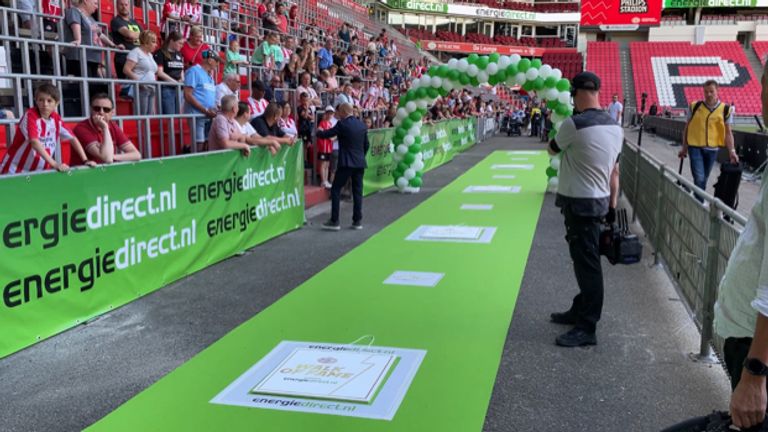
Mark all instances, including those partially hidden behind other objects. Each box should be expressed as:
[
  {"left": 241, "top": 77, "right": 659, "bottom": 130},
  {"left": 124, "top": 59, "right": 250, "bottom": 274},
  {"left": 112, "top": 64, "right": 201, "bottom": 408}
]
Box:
[{"left": 318, "top": 103, "right": 369, "bottom": 231}]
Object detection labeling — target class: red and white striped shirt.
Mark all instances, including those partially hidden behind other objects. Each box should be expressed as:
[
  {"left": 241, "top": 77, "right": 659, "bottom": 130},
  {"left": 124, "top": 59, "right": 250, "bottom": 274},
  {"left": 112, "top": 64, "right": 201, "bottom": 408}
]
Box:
[
  {"left": 181, "top": 2, "right": 202, "bottom": 38},
  {"left": 1, "top": 108, "right": 72, "bottom": 175},
  {"left": 248, "top": 97, "right": 269, "bottom": 119},
  {"left": 363, "top": 85, "right": 379, "bottom": 110},
  {"left": 278, "top": 117, "right": 297, "bottom": 137}
]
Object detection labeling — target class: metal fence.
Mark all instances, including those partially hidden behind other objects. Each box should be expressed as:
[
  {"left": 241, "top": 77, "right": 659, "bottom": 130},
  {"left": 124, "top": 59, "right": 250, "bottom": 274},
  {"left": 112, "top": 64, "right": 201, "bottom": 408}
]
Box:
[{"left": 620, "top": 139, "right": 748, "bottom": 362}]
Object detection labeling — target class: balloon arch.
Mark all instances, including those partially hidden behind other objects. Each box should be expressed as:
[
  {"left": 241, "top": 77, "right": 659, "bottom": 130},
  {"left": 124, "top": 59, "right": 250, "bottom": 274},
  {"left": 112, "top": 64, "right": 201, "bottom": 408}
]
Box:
[{"left": 390, "top": 53, "right": 572, "bottom": 192}]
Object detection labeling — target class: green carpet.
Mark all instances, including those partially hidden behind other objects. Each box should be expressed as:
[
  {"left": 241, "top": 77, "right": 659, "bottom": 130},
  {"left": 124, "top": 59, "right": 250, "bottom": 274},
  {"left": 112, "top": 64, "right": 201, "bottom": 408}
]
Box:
[{"left": 87, "top": 150, "right": 548, "bottom": 431}]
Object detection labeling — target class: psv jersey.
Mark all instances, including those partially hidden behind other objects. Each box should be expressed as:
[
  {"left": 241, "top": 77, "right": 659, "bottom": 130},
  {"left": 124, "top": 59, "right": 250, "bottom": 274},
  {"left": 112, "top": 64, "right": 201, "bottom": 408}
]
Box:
[{"left": 0, "top": 108, "right": 72, "bottom": 174}]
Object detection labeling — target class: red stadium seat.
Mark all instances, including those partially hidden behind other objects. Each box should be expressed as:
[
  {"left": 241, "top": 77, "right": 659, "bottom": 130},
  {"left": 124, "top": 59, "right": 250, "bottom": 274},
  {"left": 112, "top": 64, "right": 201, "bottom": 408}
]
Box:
[{"left": 586, "top": 42, "right": 623, "bottom": 107}]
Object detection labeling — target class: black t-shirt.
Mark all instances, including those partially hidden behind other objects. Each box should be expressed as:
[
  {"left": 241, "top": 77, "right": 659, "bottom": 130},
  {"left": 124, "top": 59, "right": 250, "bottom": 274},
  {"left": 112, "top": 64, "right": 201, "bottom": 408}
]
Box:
[
  {"left": 110, "top": 16, "right": 142, "bottom": 59},
  {"left": 251, "top": 116, "right": 285, "bottom": 138},
  {"left": 153, "top": 50, "right": 184, "bottom": 81}
]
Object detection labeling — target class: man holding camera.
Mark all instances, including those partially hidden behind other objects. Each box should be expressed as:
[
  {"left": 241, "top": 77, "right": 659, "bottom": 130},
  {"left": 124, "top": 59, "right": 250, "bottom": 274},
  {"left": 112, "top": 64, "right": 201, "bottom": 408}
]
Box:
[{"left": 548, "top": 71, "right": 623, "bottom": 347}]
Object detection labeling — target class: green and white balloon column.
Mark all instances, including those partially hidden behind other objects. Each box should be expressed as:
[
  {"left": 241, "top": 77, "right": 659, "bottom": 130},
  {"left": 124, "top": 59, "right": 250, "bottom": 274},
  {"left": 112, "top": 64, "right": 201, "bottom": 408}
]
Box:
[{"left": 391, "top": 53, "right": 573, "bottom": 192}]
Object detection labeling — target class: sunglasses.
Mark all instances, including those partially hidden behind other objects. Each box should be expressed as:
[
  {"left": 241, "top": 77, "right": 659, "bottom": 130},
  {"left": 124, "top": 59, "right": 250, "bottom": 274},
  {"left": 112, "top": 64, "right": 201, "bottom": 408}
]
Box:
[{"left": 92, "top": 105, "right": 112, "bottom": 113}]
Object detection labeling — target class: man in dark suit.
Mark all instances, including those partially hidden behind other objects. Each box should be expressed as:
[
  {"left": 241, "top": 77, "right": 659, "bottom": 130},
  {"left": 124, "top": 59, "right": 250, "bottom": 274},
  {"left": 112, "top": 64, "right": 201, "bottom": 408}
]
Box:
[{"left": 318, "top": 103, "right": 369, "bottom": 231}]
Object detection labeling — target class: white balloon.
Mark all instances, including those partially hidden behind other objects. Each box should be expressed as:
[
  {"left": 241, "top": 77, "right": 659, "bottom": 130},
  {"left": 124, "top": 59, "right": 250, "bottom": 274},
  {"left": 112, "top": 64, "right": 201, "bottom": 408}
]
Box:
[
  {"left": 498, "top": 55, "right": 511, "bottom": 69},
  {"left": 415, "top": 152, "right": 424, "bottom": 161},
  {"left": 505, "top": 76, "right": 516, "bottom": 86},
  {"left": 476, "top": 71, "right": 489, "bottom": 84},
  {"left": 545, "top": 88, "right": 559, "bottom": 101},
  {"left": 396, "top": 144, "right": 408, "bottom": 154},
  {"left": 420, "top": 76, "right": 432, "bottom": 88},
  {"left": 408, "top": 126, "right": 420, "bottom": 136},
  {"left": 396, "top": 108, "right": 408, "bottom": 119},
  {"left": 416, "top": 99, "right": 428, "bottom": 109},
  {"left": 447, "top": 58, "right": 458, "bottom": 69},
  {"left": 539, "top": 64, "right": 552, "bottom": 79},
  {"left": 486, "top": 63, "right": 498, "bottom": 75},
  {"left": 509, "top": 54, "right": 521, "bottom": 65},
  {"left": 413, "top": 160, "right": 425, "bottom": 171},
  {"left": 457, "top": 58, "right": 469, "bottom": 72},
  {"left": 525, "top": 68, "right": 539, "bottom": 81},
  {"left": 442, "top": 80, "right": 454, "bottom": 91},
  {"left": 557, "top": 92, "right": 570, "bottom": 104},
  {"left": 407, "top": 102, "right": 418, "bottom": 113},
  {"left": 414, "top": 120, "right": 423, "bottom": 129},
  {"left": 392, "top": 118, "right": 401, "bottom": 127},
  {"left": 404, "top": 134, "right": 415, "bottom": 146},
  {"left": 515, "top": 72, "right": 527, "bottom": 85},
  {"left": 393, "top": 151, "right": 404, "bottom": 162},
  {"left": 396, "top": 177, "right": 408, "bottom": 189},
  {"left": 431, "top": 76, "right": 442, "bottom": 88},
  {"left": 550, "top": 158, "right": 561, "bottom": 171},
  {"left": 554, "top": 120, "right": 564, "bottom": 130},
  {"left": 551, "top": 68, "right": 563, "bottom": 80},
  {"left": 551, "top": 113, "right": 564, "bottom": 124},
  {"left": 403, "top": 169, "right": 416, "bottom": 180},
  {"left": 467, "top": 64, "right": 479, "bottom": 77},
  {"left": 548, "top": 177, "right": 559, "bottom": 188}
]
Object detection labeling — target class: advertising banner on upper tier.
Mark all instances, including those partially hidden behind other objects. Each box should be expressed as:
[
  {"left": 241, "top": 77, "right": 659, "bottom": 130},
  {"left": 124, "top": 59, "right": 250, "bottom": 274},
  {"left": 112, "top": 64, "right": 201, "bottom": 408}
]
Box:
[
  {"left": 0, "top": 145, "right": 304, "bottom": 358},
  {"left": 420, "top": 40, "right": 546, "bottom": 57},
  {"left": 384, "top": 0, "right": 580, "bottom": 23},
  {"left": 581, "top": 0, "right": 663, "bottom": 26},
  {"left": 664, "top": 0, "right": 757, "bottom": 7}
]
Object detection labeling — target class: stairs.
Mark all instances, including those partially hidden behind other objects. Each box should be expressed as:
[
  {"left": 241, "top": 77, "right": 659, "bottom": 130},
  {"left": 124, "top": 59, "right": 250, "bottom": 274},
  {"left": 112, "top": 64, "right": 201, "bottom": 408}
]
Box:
[
  {"left": 619, "top": 42, "right": 636, "bottom": 109},
  {"left": 744, "top": 44, "right": 764, "bottom": 82}
]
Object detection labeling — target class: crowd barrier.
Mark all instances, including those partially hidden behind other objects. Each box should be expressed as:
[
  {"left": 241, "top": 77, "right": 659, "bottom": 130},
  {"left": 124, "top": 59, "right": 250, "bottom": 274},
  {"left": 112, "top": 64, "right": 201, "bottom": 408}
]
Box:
[
  {"left": 0, "top": 144, "right": 304, "bottom": 358},
  {"left": 620, "top": 139, "right": 748, "bottom": 362}
]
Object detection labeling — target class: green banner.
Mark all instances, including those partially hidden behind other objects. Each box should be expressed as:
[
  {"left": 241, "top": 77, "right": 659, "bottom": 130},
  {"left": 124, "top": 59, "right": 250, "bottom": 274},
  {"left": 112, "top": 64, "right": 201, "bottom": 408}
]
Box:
[
  {"left": 0, "top": 145, "right": 305, "bottom": 358},
  {"left": 363, "top": 118, "right": 477, "bottom": 196},
  {"left": 664, "top": 0, "right": 756, "bottom": 7},
  {"left": 387, "top": 0, "right": 449, "bottom": 13}
]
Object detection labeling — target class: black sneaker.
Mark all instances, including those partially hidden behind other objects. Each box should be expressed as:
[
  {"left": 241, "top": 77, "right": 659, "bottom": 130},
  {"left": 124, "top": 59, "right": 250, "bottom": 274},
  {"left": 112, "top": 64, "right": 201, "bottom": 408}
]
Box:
[
  {"left": 351, "top": 222, "right": 363, "bottom": 230},
  {"left": 321, "top": 220, "right": 340, "bottom": 231},
  {"left": 550, "top": 311, "right": 577, "bottom": 325},
  {"left": 555, "top": 328, "right": 597, "bottom": 347}
]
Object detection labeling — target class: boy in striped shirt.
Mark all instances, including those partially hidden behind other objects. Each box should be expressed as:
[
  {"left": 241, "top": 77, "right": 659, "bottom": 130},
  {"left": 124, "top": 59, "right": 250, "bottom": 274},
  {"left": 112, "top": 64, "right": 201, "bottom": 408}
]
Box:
[{"left": 1, "top": 83, "right": 93, "bottom": 175}]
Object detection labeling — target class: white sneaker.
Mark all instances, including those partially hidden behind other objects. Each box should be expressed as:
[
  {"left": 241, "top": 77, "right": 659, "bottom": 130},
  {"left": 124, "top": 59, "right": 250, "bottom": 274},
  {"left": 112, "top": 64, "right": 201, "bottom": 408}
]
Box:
[{"left": 322, "top": 181, "right": 332, "bottom": 189}]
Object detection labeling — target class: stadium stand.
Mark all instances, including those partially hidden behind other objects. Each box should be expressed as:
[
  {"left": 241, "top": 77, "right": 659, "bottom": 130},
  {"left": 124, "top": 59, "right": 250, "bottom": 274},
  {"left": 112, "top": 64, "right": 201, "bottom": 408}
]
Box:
[
  {"left": 629, "top": 41, "right": 762, "bottom": 115},
  {"left": 753, "top": 40, "right": 768, "bottom": 65},
  {"left": 585, "top": 41, "right": 622, "bottom": 108},
  {"left": 541, "top": 51, "right": 582, "bottom": 80}
]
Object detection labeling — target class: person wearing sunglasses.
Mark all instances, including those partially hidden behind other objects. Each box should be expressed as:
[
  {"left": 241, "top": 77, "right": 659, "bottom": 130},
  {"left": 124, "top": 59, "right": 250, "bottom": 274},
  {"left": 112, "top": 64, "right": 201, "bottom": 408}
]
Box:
[{"left": 72, "top": 93, "right": 141, "bottom": 165}]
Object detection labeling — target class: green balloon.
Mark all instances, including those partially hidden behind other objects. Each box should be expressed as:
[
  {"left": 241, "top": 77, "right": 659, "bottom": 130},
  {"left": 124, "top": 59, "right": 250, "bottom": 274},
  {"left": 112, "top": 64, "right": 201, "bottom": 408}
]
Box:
[
  {"left": 409, "top": 177, "right": 423, "bottom": 187},
  {"left": 506, "top": 64, "right": 518, "bottom": 77},
  {"left": 555, "top": 103, "right": 569, "bottom": 116},
  {"left": 489, "top": 53, "right": 500, "bottom": 63},
  {"left": 397, "top": 162, "right": 409, "bottom": 172},
  {"left": 402, "top": 118, "right": 413, "bottom": 130},
  {"left": 477, "top": 56, "right": 489, "bottom": 70},
  {"left": 416, "top": 171, "right": 423, "bottom": 178},
  {"left": 414, "top": 136, "right": 422, "bottom": 144},
  {"left": 459, "top": 74, "right": 470, "bottom": 85},
  {"left": 495, "top": 70, "right": 507, "bottom": 82},
  {"left": 547, "top": 99, "right": 558, "bottom": 109},
  {"left": 548, "top": 129, "right": 557, "bottom": 140},
  {"left": 531, "top": 58, "right": 542, "bottom": 69},
  {"left": 394, "top": 168, "right": 404, "bottom": 179},
  {"left": 408, "top": 144, "right": 421, "bottom": 153},
  {"left": 544, "top": 77, "right": 557, "bottom": 88},
  {"left": 448, "top": 70, "right": 460, "bottom": 81},
  {"left": 467, "top": 53, "right": 479, "bottom": 64},
  {"left": 427, "top": 88, "right": 439, "bottom": 98},
  {"left": 522, "top": 81, "right": 534, "bottom": 91},
  {"left": 437, "top": 87, "right": 448, "bottom": 97},
  {"left": 428, "top": 66, "right": 438, "bottom": 76},
  {"left": 416, "top": 88, "right": 428, "bottom": 99},
  {"left": 395, "top": 128, "right": 406, "bottom": 138},
  {"left": 393, "top": 135, "right": 403, "bottom": 145},
  {"left": 404, "top": 152, "right": 416, "bottom": 164},
  {"left": 409, "top": 111, "right": 421, "bottom": 122},
  {"left": 533, "top": 77, "right": 545, "bottom": 90},
  {"left": 488, "top": 75, "right": 499, "bottom": 86},
  {"left": 418, "top": 108, "right": 428, "bottom": 117},
  {"left": 398, "top": 98, "right": 407, "bottom": 108},
  {"left": 565, "top": 109, "right": 573, "bottom": 117},
  {"left": 437, "top": 65, "right": 449, "bottom": 77},
  {"left": 556, "top": 79, "right": 570, "bottom": 92},
  {"left": 546, "top": 167, "right": 557, "bottom": 178},
  {"left": 518, "top": 58, "right": 531, "bottom": 72},
  {"left": 470, "top": 77, "right": 480, "bottom": 87}
]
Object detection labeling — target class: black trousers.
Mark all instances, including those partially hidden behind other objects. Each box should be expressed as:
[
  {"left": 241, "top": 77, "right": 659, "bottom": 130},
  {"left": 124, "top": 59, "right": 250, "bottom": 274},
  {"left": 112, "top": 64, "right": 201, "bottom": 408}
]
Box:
[
  {"left": 563, "top": 206, "right": 604, "bottom": 333},
  {"left": 330, "top": 167, "right": 364, "bottom": 224}
]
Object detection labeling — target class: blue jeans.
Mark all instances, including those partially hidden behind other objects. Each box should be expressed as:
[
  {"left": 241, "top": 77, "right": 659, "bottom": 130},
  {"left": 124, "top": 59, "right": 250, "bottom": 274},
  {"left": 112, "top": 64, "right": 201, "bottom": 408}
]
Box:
[
  {"left": 688, "top": 147, "right": 718, "bottom": 191},
  {"left": 161, "top": 87, "right": 179, "bottom": 115}
]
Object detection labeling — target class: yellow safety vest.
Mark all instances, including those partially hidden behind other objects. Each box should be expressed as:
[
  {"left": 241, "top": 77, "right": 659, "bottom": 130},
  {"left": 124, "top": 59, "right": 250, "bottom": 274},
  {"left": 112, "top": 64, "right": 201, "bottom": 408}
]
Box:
[{"left": 686, "top": 101, "right": 729, "bottom": 148}]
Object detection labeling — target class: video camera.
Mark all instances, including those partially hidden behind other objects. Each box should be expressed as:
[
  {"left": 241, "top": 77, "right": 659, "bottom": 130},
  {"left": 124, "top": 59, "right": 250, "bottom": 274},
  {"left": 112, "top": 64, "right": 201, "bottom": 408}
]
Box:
[{"left": 599, "top": 208, "right": 643, "bottom": 265}]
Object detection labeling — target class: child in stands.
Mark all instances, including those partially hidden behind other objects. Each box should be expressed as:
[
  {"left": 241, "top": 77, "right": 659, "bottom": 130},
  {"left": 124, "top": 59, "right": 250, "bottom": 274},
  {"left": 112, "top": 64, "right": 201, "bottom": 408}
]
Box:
[
  {"left": 0, "top": 83, "right": 93, "bottom": 175},
  {"left": 316, "top": 106, "right": 335, "bottom": 189}
]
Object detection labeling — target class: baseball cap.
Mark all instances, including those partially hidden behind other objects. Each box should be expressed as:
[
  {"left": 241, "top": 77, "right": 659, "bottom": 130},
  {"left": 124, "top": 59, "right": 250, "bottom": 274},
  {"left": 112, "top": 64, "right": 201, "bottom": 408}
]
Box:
[
  {"left": 325, "top": 105, "right": 335, "bottom": 112},
  {"left": 202, "top": 50, "right": 221, "bottom": 62},
  {"left": 571, "top": 71, "right": 600, "bottom": 92}
]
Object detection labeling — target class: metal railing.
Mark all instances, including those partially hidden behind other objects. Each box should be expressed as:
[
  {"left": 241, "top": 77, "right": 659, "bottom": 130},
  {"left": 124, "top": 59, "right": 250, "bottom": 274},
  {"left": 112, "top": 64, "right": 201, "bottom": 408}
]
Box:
[{"left": 620, "top": 138, "right": 748, "bottom": 363}]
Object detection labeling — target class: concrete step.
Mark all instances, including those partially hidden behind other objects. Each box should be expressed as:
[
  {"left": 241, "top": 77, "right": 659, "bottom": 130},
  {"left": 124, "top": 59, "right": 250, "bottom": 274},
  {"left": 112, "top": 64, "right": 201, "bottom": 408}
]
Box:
[{"left": 304, "top": 185, "right": 329, "bottom": 209}]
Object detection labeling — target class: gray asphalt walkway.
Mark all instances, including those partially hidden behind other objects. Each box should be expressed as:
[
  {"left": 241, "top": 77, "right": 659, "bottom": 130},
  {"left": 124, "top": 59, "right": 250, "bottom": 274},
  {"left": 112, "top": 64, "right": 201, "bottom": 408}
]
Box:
[{"left": 0, "top": 135, "right": 731, "bottom": 432}]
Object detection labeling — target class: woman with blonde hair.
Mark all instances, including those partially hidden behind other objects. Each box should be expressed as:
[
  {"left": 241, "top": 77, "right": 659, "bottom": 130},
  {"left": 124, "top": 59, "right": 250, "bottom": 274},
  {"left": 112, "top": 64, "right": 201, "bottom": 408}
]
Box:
[
  {"left": 124, "top": 30, "right": 159, "bottom": 115},
  {"left": 180, "top": 26, "right": 211, "bottom": 67}
]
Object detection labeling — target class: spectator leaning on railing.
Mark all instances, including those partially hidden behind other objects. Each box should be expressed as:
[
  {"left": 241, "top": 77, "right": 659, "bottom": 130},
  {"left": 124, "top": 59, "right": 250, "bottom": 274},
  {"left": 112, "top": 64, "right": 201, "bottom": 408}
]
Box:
[
  {"left": 124, "top": 30, "right": 159, "bottom": 115},
  {"left": 183, "top": 49, "right": 220, "bottom": 153},
  {"left": 247, "top": 80, "right": 269, "bottom": 119},
  {"left": 180, "top": 0, "right": 202, "bottom": 38},
  {"left": 234, "top": 101, "right": 282, "bottom": 154},
  {"left": 160, "top": 0, "right": 183, "bottom": 36},
  {"left": 208, "top": 94, "right": 251, "bottom": 156},
  {"left": 250, "top": 103, "right": 297, "bottom": 147},
  {"left": 215, "top": 73, "right": 240, "bottom": 108},
  {"left": 278, "top": 101, "right": 297, "bottom": 137},
  {"left": 72, "top": 93, "right": 142, "bottom": 165}
]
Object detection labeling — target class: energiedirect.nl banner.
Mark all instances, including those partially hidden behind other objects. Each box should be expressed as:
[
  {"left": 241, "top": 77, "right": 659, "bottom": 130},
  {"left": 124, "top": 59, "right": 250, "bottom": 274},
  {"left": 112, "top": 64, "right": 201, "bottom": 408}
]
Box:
[{"left": 0, "top": 144, "right": 304, "bottom": 358}]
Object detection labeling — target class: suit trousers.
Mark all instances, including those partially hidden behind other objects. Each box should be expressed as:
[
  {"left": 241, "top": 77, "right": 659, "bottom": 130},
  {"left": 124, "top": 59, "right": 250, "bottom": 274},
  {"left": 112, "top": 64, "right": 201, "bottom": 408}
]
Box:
[
  {"left": 331, "top": 167, "right": 364, "bottom": 224},
  {"left": 563, "top": 206, "right": 604, "bottom": 334}
]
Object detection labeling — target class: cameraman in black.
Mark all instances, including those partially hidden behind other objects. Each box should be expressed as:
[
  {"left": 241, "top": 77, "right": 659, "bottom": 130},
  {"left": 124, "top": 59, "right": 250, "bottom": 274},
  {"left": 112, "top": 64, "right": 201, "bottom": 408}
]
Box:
[{"left": 548, "top": 72, "right": 623, "bottom": 347}]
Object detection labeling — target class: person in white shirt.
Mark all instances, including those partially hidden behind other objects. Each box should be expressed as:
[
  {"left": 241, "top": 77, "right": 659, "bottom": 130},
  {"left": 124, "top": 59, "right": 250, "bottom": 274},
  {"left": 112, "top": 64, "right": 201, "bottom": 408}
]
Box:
[
  {"left": 234, "top": 101, "right": 281, "bottom": 154},
  {"left": 277, "top": 101, "right": 297, "bottom": 137},
  {"left": 247, "top": 79, "right": 269, "bottom": 119},
  {"left": 215, "top": 73, "right": 240, "bottom": 108},
  {"left": 712, "top": 65, "right": 768, "bottom": 430},
  {"left": 607, "top": 94, "right": 623, "bottom": 124}
]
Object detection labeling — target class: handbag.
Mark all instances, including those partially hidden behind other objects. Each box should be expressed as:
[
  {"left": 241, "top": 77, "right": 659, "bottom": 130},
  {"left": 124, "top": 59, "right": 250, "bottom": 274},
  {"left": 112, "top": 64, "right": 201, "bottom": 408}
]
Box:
[{"left": 599, "top": 208, "right": 643, "bottom": 265}]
